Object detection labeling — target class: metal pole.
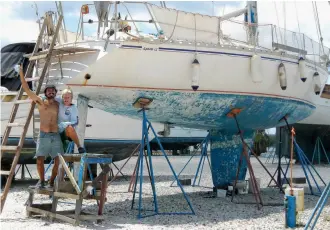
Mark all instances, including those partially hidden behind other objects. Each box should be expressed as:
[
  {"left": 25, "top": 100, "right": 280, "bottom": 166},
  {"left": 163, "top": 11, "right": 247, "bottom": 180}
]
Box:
[
  {"left": 305, "top": 182, "right": 330, "bottom": 229},
  {"left": 114, "top": 2, "right": 118, "bottom": 41},
  {"left": 145, "top": 3, "right": 160, "bottom": 34},
  {"left": 144, "top": 115, "right": 159, "bottom": 213},
  {"left": 277, "top": 127, "right": 282, "bottom": 188},
  {"left": 58, "top": 1, "right": 68, "bottom": 43},
  {"left": 83, "top": 19, "right": 153, "bottom": 23},
  {"left": 137, "top": 112, "right": 145, "bottom": 218},
  {"left": 81, "top": 14, "right": 84, "bottom": 40}
]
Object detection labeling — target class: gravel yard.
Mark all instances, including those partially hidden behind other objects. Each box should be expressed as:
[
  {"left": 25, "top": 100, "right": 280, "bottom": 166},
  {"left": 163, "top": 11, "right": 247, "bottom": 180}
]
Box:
[{"left": 1, "top": 156, "right": 329, "bottom": 230}]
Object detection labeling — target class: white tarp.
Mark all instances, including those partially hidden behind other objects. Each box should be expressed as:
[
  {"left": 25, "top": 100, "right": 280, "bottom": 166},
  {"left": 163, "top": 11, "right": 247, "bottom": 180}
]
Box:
[{"left": 149, "top": 4, "right": 219, "bottom": 43}]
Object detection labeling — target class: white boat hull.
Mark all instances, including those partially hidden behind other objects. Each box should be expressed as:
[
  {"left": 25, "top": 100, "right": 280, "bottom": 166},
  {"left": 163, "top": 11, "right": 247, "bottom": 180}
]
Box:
[
  {"left": 21, "top": 40, "right": 329, "bottom": 188},
  {"left": 61, "top": 41, "right": 328, "bottom": 129},
  {"left": 298, "top": 97, "right": 330, "bottom": 125}
]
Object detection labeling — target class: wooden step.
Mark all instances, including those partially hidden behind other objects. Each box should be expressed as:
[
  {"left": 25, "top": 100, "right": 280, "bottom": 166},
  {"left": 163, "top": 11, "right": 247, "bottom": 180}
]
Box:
[
  {"left": 1, "top": 146, "right": 18, "bottom": 152},
  {"left": 0, "top": 171, "right": 10, "bottom": 175},
  {"left": 26, "top": 77, "right": 41, "bottom": 82},
  {"left": 7, "top": 123, "right": 25, "bottom": 127},
  {"left": 29, "top": 54, "right": 48, "bottom": 61},
  {"left": 15, "top": 99, "right": 31, "bottom": 104}
]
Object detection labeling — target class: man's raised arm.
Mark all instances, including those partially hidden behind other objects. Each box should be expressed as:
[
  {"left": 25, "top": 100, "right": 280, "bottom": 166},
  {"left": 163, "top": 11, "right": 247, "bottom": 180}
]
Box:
[{"left": 19, "top": 64, "right": 43, "bottom": 105}]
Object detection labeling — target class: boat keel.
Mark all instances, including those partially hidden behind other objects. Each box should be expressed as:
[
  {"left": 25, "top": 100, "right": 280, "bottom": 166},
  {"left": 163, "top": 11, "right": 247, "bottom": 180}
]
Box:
[{"left": 210, "top": 129, "right": 254, "bottom": 189}]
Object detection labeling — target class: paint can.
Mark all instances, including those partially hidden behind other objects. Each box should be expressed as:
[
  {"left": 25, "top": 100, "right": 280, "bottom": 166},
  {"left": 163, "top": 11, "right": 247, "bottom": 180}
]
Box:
[
  {"left": 217, "top": 189, "right": 227, "bottom": 198},
  {"left": 227, "top": 186, "right": 233, "bottom": 196},
  {"left": 285, "top": 187, "right": 304, "bottom": 211}
]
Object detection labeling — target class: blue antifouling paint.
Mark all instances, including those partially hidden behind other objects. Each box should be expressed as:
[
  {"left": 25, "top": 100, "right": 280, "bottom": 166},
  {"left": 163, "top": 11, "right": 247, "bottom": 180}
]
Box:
[
  {"left": 93, "top": 89, "right": 315, "bottom": 131},
  {"left": 286, "top": 195, "right": 296, "bottom": 228},
  {"left": 210, "top": 129, "right": 253, "bottom": 188}
]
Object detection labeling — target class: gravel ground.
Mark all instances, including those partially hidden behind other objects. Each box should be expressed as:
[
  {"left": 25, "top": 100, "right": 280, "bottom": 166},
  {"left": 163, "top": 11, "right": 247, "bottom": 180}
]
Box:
[{"left": 1, "top": 156, "right": 329, "bottom": 230}]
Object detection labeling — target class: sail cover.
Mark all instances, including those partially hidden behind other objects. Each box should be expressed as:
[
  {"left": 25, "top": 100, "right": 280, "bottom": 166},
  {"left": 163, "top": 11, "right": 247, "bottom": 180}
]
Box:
[
  {"left": 94, "top": 1, "right": 111, "bottom": 27},
  {"left": 1, "top": 42, "right": 36, "bottom": 91},
  {"left": 149, "top": 4, "right": 220, "bottom": 43}
]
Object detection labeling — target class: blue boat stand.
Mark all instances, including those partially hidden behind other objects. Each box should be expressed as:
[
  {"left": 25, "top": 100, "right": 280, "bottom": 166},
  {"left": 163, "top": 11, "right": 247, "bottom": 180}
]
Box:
[
  {"left": 170, "top": 133, "right": 212, "bottom": 188},
  {"left": 304, "top": 181, "right": 330, "bottom": 229},
  {"left": 284, "top": 139, "right": 326, "bottom": 196},
  {"left": 130, "top": 97, "right": 195, "bottom": 219},
  {"left": 281, "top": 117, "right": 326, "bottom": 196},
  {"left": 311, "top": 137, "right": 330, "bottom": 165}
]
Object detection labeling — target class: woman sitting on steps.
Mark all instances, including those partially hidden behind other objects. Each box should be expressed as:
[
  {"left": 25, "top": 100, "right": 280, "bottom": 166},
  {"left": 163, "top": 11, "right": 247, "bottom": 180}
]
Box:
[{"left": 55, "top": 87, "right": 86, "bottom": 153}]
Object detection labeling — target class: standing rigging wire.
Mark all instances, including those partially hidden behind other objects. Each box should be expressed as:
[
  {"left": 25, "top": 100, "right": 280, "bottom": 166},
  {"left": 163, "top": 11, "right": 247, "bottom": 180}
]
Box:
[
  {"left": 283, "top": 2, "right": 287, "bottom": 46},
  {"left": 312, "top": 1, "right": 325, "bottom": 56},
  {"left": 31, "top": 1, "right": 43, "bottom": 42},
  {"left": 194, "top": 13, "right": 197, "bottom": 58},
  {"left": 273, "top": 1, "right": 283, "bottom": 45},
  {"left": 218, "top": 3, "right": 226, "bottom": 45},
  {"left": 122, "top": 2, "right": 141, "bottom": 37},
  {"left": 31, "top": 2, "right": 40, "bottom": 23},
  {"left": 312, "top": 2, "right": 321, "bottom": 54},
  {"left": 101, "top": 3, "right": 112, "bottom": 38},
  {"left": 74, "top": 12, "right": 83, "bottom": 45},
  {"left": 294, "top": 1, "right": 303, "bottom": 57}
]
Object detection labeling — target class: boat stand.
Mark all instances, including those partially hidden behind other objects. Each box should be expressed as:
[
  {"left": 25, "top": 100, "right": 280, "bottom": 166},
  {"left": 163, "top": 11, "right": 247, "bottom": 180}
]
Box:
[
  {"left": 227, "top": 108, "right": 284, "bottom": 208},
  {"left": 228, "top": 109, "right": 263, "bottom": 209},
  {"left": 265, "top": 147, "right": 288, "bottom": 164},
  {"left": 267, "top": 126, "right": 290, "bottom": 190},
  {"left": 108, "top": 144, "right": 140, "bottom": 185},
  {"left": 14, "top": 164, "right": 33, "bottom": 179},
  {"left": 281, "top": 117, "right": 326, "bottom": 196},
  {"left": 131, "top": 97, "right": 195, "bottom": 219},
  {"left": 304, "top": 181, "right": 330, "bottom": 229},
  {"left": 109, "top": 162, "right": 130, "bottom": 181},
  {"left": 292, "top": 138, "right": 326, "bottom": 196},
  {"left": 170, "top": 133, "right": 211, "bottom": 188},
  {"left": 312, "top": 137, "right": 330, "bottom": 165},
  {"left": 128, "top": 146, "right": 152, "bottom": 193}
]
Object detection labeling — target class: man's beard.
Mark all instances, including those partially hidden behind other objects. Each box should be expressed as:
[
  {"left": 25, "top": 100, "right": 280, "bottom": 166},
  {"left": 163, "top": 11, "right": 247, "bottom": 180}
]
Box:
[{"left": 46, "top": 94, "right": 55, "bottom": 99}]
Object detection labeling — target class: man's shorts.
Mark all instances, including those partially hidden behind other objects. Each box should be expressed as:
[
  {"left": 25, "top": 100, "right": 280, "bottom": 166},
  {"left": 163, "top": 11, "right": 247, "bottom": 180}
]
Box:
[{"left": 35, "top": 131, "right": 64, "bottom": 159}]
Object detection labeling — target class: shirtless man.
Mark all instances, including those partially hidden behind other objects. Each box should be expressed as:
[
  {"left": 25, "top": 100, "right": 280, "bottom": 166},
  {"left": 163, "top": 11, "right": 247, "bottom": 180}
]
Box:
[{"left": 19, "top": 65, "right": 63, "bottom": 188}]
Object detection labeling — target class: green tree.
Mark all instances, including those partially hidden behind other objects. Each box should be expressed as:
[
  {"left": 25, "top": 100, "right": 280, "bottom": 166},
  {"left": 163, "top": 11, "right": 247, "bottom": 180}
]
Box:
[{"left": 253, "top": 130, "right": 273, "bottom": 156}]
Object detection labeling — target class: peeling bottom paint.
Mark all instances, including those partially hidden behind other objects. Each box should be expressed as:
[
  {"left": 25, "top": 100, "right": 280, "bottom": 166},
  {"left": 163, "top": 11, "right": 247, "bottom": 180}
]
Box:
[
  {"left": 210, "top": 130, "right": 254, "bottom": 188},
  {"left": 88, "top": 89, "right": 315, "bottom": 131}
]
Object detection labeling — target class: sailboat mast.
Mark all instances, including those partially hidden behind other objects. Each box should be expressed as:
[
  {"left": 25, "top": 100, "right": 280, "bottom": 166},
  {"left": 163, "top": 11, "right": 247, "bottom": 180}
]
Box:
[{"left": 246, "top": 1, "right": 258, "bottom": 45}]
